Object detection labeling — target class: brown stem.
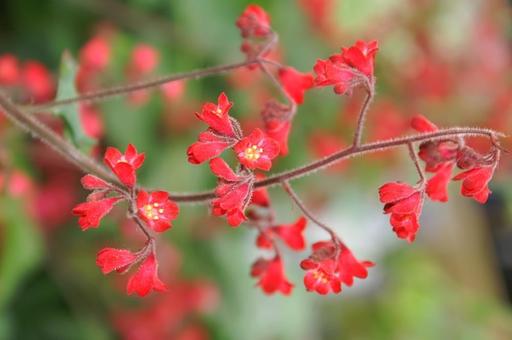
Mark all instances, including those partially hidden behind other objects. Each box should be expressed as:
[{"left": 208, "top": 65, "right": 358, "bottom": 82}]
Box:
[
  {"left": 22, "top": 60, "right": 258, "bottom": 113},
  {"left": 0, "top": 91, "right": 502, "bottom": 204},
  {"left": 281, "top": 181, "right": 340, "bottom": 244},
  {"left": 0, "top": 92, "right": 125, "bottom": 190},
  {"left": 407, "top": 142, "right": 425, "bottom": 182},
  {"left": 352, "top": 85, "right": 374, "bottom": 147}
]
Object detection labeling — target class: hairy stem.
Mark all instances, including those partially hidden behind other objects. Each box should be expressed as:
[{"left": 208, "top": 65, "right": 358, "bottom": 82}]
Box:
[
  {"left": 282, "top": 181, "right": 340, "bottom": 243},
  {"left": 22, "top": 60, "right": 258, "bottom": 113},
  {"left": 407, "top": 142, "right": 425, "bottom": 182},
  {"left": 352, "top": 86, "right": 374, "bottom": 147},
  {"left": 0, "top": 92, "right": 500, "bottom": 204}
]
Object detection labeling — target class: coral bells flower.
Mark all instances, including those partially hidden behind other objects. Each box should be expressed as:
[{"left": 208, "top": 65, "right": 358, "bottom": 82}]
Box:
[
  {"left": 410, "top": 114, "right": 438, "bottom": 133},
  {"left": 278, "top": 67, "right": 314, "bottom": 105},
  {"left": 187, "top": 131, "right": 236, "bottom": 164},
  {"left": 426, "top": 163, "right": 454, "bottom": 202},
  {"left": 0, "top": 54, "right": 20, "bottom": 85},
  {"left": 257, "top": 216, "right": 307, "bottom": 251},
  {"left": 453, "top": 165, "right": 496, "bottom": 203},
  {"left": 79, "top": 36, "right": 111, "bottom": 71},
  {"left": 137, "top": 190, "right": 179, "bottom": 232},
  {"left": 261, "top": 100, "right": 293, "bottom": 156},
  {"left": 379, "top": 182, "right": 424, "bottom": 243},
  {"left": 195, "top": 92, "right": 236, "bottom": 137},
  {"left": 104, "top": 144, "right": 145, "bottom": 187},
  {"left": 300, "top": 241, "right": 373, "bottom": 295},
  {"left": 96, "top": 247, "right": 137, "bottom": 274},
  {"left": 72, "top": 197, "right": 122, "bottom": 230},
  {"left": 210, "top": 158, "right": 254, "bottom": 227},
  {"left": 251, "top": 256, "right": 293, "bottom": 295},
  {"left": 22, "top": 61, "right": 55, "bottom": 103},
  {"left": 234, "top": 128, "right": 280, "bottom": 171},
  {"left": 127, "top": 253, "right": 168, "bottom": 297},
  {"left": 313, "top": 40, "right": 378, "bottom": 95},
  {"left": 236, "top": 5, "right": 272, "bottom": 38}
]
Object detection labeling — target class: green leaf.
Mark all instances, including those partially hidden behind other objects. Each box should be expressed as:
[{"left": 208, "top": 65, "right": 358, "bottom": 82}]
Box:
[
  {"left": 0, "top": 197, "right": 44, "bottom": 311},
  {"left": 54, "top": 51, "right": 95, "bottom": 152}
]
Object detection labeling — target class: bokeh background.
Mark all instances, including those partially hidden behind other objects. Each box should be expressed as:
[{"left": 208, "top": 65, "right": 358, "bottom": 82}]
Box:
[{"left": 1, "top": 0, "right": 512, "bottom": 339}]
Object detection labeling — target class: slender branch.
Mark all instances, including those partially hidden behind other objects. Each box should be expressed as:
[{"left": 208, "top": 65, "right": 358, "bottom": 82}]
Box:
[
  {"left": 281, "top": 181, "right": 340, "bottom": 243},
  {"left": 352, "top": 85, "right": 374, "bottom": 147},
  {"left": 21, "top": 60, "right": 258, "bottom": 113},
  {"left": 0, "top": 92, "right": 125, "bottom": 190},
  {"left": 0, "top": 91, "right": 503, "bottom": 204},
  {"left": 407, "top": 142, "right": 425, "bottom": 182}
]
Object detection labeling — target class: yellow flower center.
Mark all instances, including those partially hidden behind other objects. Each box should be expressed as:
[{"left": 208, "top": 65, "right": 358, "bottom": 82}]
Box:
[
  {"left": 214, "top": 107, "right": 223, "bottom": 116},
  {"left": 312, "top": 269, "right": 329, "bottom": 284},
  {"left": 143, "top": 203, "right": 164, "bottom": 220},
  {"left": 244, "top": 145, "right": 263, "bottom": 161}
]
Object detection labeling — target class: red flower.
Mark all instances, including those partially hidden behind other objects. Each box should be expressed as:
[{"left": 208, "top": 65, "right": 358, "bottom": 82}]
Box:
[
  {"left": 72, "top": 197, "right": 122, "bottom": 230},
  {"left": 257, "top": 216, "right": 307, "bottom": 251},
  {"left": 104, "top": 144, "right": 145, "bottom": 187},
  {"left": 187, "top": 131, "right": 236, "bottom": 164},
  {"left": 22, "top": 61, "right": 55, "bottom": 103},
  {"left": 210, "top": 158, "right": 253, "bottom": 227},
  {"left": 236, "top": 5, "right": 272, "bottom": 38},
  {"left": 0, "top": 54, "right": 20, "bottom": 85},
  {"left": 313, "top": 40, "right": 378, "bottom": 95},
  {"left": 234, "top": 128, "right": 280, "bottom": 171},
  {"left": 337, "top": 244, "right": 374, "bottom": 286},
  {"left": 129, "top": 44, "right": 159, "bottom": 75},
  {"left": 278, "top": 67, "right": 314, "bottom": 104},
  {"left": 195, "top": 92, "right": 236, "bottom": 137},
  {"left": 411, "top": 114, "right": 438, "bottom": 133},
  {"left": 251, "top": 256, "right": 293, "bottom": 295},
  {"left": 127, "top": 253, "right": 168, "bottom": 297},
  {"left": 261, "top": 100, "right": 293, "bottom": 156},
  {"left": 79, "top": 36, "right": 111, "bottom": 71},
  {"left": 301, "top": 241, "right": 373, "bottom": 295},
  {"left": 453, "top": 166, "right": 495, "bottom": 203},
  {"left": 96, "top": 247, "right": 137, "bottom": 274},
  {"left": 80, "top": 174, "right": 111, "bottom": 190},
  {"left": 80, "top": 104, "right": 104, "bottom": 139},
  {"left": 250, "top": 174, "right": 270, "bottom": 207},
  {"left": 426, "top": 163, "right": 454, "bottom": 202},
  {"left": 379, "top": 182, "right": 424, "bottom": 242},
  {"left": 137, "top": 190, "right": 179, "bottom": 232},
  {"left": 301, "top": 257, "right": 340, "bottom": 295}
]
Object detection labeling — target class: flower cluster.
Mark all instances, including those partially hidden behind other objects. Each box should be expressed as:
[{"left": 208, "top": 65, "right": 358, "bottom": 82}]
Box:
[
  {"left": 379, "top": 114, "right": 500, "bottom": 242},
  {"left": 187, "top": 92, "right": 280, "bottom": 226},
  {"left": 72, "top": 144, "right": 179, "bottom": 296},
  {"left": 236, "top": 4, "right": 273, "bottom": 63},
  {"left": 300, "top": 240, "right": 374, "bottom": 294},
  {"left": 313, "top": 40, "right": 378, "bottom": 95}
]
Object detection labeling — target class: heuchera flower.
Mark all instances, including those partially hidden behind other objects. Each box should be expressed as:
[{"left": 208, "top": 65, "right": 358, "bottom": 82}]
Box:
[
  {"left": 236, "top": 5, "right": 272, "bottom": 38},
  {"left": 96, "top": 247, "right": 137, "bottom": 274},
  {"left": 72, "top": 197, "right": 122, "bottom": 230},
  {"left": 210, "top": 158, "right": 253, "bottom": 227},
  {"left": 79, "top": 36, "right": 111, "bottom": 71},
  {"left": 261, "top": 100, "right": 293, "bottom": 156},
  {"left": 187, "top": 130, "right": 236, "bottom": 164},
  {"left": 104, "top": 144, "right": 145, "bottom": 187},
  {"left": 379, "top": 182, "right": 424, "bottom": 243},
  {"left": 250, "top": 174, "right": 270, "bottom": 207},
  {"left": 256, "top": 216, "right": 307, "bottom": 251},
  {"left": 234, "top": 128, "right": 280, "bottom": 171},
  {"left": 22, "top": 61, "right": 55, "bottom": 103},
  {"left": 0, "top": 54, "right": 20, "bottom": 85},
  {"left": 453, "top": 165, "right": 496, "bottom": 203},
  {"left": 129, "top": 44, "right": 160, "bottom": 75},
  {"left": 127, "top": 253, "right": 168, "bottom": 297},
  {"left": 195, "top": 92, "right": 235, "bottom": 137},
  {"left": 251, "top": 256, "right": 293, "bottom": 295},
  {"left": 137, "top": 190, "right": 179, "bottom": 232},
  {"left": 278, "top": 67, "right": 314, "bottom": 105},
  {"left": 300, "top": 241, "right": 373, "bottom": 295},
  {"left": 426, "top": 163, "right": 454, "bottom": 202},
  {"left": 313, "top": 40, "right": 378, "bottom": 95}
]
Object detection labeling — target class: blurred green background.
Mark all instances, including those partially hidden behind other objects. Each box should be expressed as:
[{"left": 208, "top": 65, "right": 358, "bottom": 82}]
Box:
[{"left": 1, "top": 0, "right": 512, "bottom": 339}]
